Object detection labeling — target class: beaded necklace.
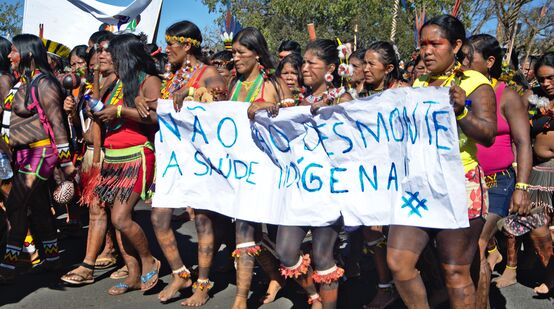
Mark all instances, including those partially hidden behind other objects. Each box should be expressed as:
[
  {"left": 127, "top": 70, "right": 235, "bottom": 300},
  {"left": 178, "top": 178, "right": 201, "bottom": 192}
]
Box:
[
  {"left": 162, "top": 62, "right": 204, "bottom": 98},
  {"left": 303, "top": 87, "right": 345, "bottom": 105},
  {"left": 230, "top": 74, "right": 264, "bottom": 103}
]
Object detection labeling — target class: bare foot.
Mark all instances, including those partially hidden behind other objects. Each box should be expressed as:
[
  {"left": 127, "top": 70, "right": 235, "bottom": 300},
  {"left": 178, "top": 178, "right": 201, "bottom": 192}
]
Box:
[
  {"left": 181, "top": 288, "right": 210, "bottom": 307},
  {"left": 232, "top": 296, "right": 247, "bottom": 309},
  {"left": 494, "top": 268, "right": 517, "bottom": 288},
  {"left": 364, "top": 286, "right": 399, "bottom": 309},
  {"left": 487, "top": 249, "right": 503, "bottom": 271},
  {"left": 159, "top": 275, "right": 192, "bottom": 302},
  {"left": 533, "top": 283, "right": 550, "bottom": 295},
  {"left": 261, "top": 279, "right": 283, "bottom": 304}
]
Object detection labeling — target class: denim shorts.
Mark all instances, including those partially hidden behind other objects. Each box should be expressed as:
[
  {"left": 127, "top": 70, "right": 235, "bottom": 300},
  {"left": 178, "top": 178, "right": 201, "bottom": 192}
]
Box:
[{"left": 484, "top": 167, "right": 515, "bottom": 217}]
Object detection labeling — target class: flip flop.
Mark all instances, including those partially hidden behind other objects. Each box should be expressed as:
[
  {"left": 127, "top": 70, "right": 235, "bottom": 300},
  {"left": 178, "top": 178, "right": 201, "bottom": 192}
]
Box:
[
  {"left": 108, "top": 282, "right": 139, "bottom": 296},
  {"left": 110, "top": 265, "right": 128, "bottom": 279},
  {"left": 95, "top": 256, "right": 117, "bottom": 270},
  {"left": 61, "top": 272, "right": 95, "bottom": 285},
  {"left": 141, "top": 258, "right": 161, "bottom": 291}
]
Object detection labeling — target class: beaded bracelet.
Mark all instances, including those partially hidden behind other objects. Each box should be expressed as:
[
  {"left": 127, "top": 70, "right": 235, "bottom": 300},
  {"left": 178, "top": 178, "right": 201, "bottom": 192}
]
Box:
[
  {"left": 277, "top": 98, "right": 296, "bottom": 108},
  {"left": 515, "top": 182, "right": 529, "bottom": 191}
]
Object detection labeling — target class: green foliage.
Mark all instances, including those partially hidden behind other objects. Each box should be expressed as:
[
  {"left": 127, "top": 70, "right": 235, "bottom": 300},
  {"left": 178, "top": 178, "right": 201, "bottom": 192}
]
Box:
[
  {"left": 202, "top": 0, "right": 476, "bottom": 59},
  {"left": 0, "top": 1, "right": 22, "bottom": 38}
]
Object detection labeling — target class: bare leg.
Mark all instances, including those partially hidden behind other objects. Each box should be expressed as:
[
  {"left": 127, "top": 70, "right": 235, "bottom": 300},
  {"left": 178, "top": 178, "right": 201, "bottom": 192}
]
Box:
[
  {"left": 364, "top": 227, "right": 398, "bottom": 309},
  {"left": 181, "top": 210, "right": 214, "bottom": 307},
  {"left": 530, "top": 225, "right": 553, "bottom": 294},
  {"left": 110, "top": 192, "right": 158, "bottom": 292},
  {"left": 61, "top": 202, "right": 109, "bottom": 283},
  {"left": 387, "top": 225, "right": 430, "bottom": 309},
  {"left": 494, "top": 233, "right": 518, "bottom": 288},
  {"left": 151, "top": 207, "right": 191, "bottom": 302}
]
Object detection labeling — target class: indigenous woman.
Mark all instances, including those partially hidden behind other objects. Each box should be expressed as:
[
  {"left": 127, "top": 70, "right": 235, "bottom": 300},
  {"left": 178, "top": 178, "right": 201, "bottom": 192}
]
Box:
[
  {"left": 61, "top": 32, "right": 121, "bottom": 285},
  {"left": 91, "top": 33, "right": 160, "bottom": 295},
  {"left": 0, "top": 34, "right": 76, "bottom": 283},
  {"left": 461, "top": 34, "right": 532, "bottom": 306},
  {"left": 276, "top": 52, "right": 303, "bottom": 91},
  {"left": 210, "top": 50, "right": 234, "bottom": 86},
  {"left": 0, "top": 36, "right": 14, "bottom": 103},
  {"left": 500, "top": 51, "right": 554, "bottom": 295},
  {"left": 387, "top": 15, "right": 497, "bottom": 308},
  {"left": 272, "top": 39, "right": 352, "bottom": 309},
  {"left": 229, "top": 27, "right": 288, "bottom": 309},
  {"left": 346, "top": 48, "right": 366, "bottom": 97},
  {"left": 410, "top": 55, "right": 427, "bottom": 84},
  {"left": 151, "top": 20, "right": 224, "bottom": 306},
  {"left": 359, "top": 41, "right": 405, "bottom": 309}
]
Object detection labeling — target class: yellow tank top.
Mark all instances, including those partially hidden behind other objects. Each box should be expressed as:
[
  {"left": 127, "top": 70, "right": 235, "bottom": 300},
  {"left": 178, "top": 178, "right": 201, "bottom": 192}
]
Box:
[{"left": 413, "top": 69, "right": 491, "bottom": 173}]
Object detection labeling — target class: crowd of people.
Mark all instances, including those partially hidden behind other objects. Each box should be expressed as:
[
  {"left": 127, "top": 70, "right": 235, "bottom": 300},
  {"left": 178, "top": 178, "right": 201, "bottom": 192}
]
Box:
[{"left": 0, "top": 13, "right": 553, "bottom": 309}]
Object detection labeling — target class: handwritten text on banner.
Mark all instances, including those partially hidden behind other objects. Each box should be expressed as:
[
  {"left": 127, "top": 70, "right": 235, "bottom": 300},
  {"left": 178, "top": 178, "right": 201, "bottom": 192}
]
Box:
[{"left": 153, "top": 87, "right": 469, "bottom": 228}]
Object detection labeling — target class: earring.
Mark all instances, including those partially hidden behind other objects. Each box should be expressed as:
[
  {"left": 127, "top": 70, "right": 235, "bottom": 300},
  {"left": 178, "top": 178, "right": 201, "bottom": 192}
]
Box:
[{"left": 325, "top": 73, "right": 334, "bottom": 83}]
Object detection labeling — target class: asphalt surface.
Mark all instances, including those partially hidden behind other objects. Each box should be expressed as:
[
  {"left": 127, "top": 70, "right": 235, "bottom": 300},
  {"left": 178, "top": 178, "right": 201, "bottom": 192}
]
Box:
[{"left": 1, "top": 202, "right": 553, "bottom": 309}]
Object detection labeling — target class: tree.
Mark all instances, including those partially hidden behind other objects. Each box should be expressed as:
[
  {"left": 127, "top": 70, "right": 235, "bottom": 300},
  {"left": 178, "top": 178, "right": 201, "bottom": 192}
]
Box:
[{"left": 0, "top": 1, "right": 22, "bottom": 38}]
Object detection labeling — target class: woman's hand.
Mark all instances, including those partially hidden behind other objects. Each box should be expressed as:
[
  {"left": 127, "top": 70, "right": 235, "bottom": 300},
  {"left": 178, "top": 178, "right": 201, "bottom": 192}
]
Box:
[
  {"left": 509, "top": 189, "right": 530, "bottom": 215},
  {"left": 94, "top": 104, "right": 117, "bottom": 123},
  {"left": 173, "top": 88, "right": 187, "bottom": 112},
  {"left": 449, "top": 81, "right": 467, "bottom": 116},
  {"left": 135, "top": 96, "right": 157, "bottom": 118},
  {"left": 247, "top": 102, "right": 279, "bottom": 120},
  {"left": 63, "top": 96, "right": 76, "bottom": 114}
]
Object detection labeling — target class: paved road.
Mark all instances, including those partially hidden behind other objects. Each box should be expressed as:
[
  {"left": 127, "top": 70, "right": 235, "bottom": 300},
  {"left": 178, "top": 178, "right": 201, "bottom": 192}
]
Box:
[{"left": 1, "top": 203, "right": 553, "bottom": 308}]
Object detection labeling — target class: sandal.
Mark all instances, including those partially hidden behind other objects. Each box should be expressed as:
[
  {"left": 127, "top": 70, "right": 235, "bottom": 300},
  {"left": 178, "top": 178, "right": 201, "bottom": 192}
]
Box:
[
  {"left": 110, "top": 265, "right": 128, "bottom": 279},
  {"left": 108, "top": 282, "right": 139, "bottom": 296},
  {"left": 61, "top": 262, "right": 95, "bottom": 285},
  {"left": 95, "top": 256, "right": 117, "bottom": 270},
  {"left": 141, "top": 258, "right": 161, "bottom": 291}
]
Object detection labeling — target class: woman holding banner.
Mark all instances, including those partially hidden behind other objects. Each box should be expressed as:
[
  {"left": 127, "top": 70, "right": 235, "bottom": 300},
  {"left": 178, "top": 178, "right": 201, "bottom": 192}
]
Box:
[
  {"left": 271, "top": 38, "right": 352, "bottom": 309},
  {"left": 360, "top": 41, "right": 406, "bottom": 309},
  {"left": 461, "top": 34, "right": 532, "bottom": 307},
  {"left": 386, "top": 15, "right": 497, "bottom": 308},
  {"left": 152, "top": 20, "right": 225, "bottom": 306},
  {"left": 229, "top": 27, "right": 289, "bottom": 308}
]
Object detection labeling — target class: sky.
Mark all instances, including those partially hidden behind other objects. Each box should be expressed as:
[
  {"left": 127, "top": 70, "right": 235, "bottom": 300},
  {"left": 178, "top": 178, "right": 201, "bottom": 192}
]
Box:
[{"left": 4, "top": 0, "right": 220, "bottom": 46}]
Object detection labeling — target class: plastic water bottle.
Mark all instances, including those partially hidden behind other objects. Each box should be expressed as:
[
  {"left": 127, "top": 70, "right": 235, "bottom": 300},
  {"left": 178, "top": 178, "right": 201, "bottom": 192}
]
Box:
[
  {"left": 84, "top": 95, "right": 104, "bottom": 112},
  {"left": 0, "top": 152, "right": 13, "bottom": 180}
]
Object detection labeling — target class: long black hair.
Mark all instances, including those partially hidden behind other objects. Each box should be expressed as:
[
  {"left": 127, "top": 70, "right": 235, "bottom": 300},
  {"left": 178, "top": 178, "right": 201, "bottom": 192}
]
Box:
[
  {"left": 276, "top": 53, "right": 303, "bottom": 85},
  {"left": 107, "top": 33, "right": 159, "bottom": 108},
  {"left": 166, "top": 20, "right": 204, "bottom": 63},
  {"left": 305, "top": 39, "right": 340, "bottom": 88},
  {"left": 230, "top": 27, "right": 283, "bottom": 101},
  {"left": 466, "top": 34, "right": 503, "bottom": 79},
  {"left": 0, "top": 36, "right": 11, "bottom": 75},
  {"left": 12, "top": 34, "right": 56, "bottom": 81},
  {"left": 70, "top": 45, "right": 89, "bottom": 65},
  {"left": 233, "top": 27, "right": 275, "bottom": 73},
  {"left": 421, "top": 15, "right": 466, "bottom": 60}
]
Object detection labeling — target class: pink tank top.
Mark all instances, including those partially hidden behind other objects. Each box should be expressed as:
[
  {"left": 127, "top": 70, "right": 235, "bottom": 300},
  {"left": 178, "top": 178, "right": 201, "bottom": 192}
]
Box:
[{"left": 476, "top": 82, "right": 514, "bottom": 175}]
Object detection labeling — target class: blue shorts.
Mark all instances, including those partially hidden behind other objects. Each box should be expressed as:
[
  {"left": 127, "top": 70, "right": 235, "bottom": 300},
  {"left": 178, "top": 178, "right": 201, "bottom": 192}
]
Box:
[{"left": 485, "top": 167, "right": 515, "bottom": 217}]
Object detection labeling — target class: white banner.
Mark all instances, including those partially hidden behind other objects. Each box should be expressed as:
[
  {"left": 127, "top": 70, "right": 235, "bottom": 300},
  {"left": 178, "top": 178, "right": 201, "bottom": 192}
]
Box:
[
  {"left": 22, "top": 0, "right": 163, "bottom": 48},
  {"left": 153, "top": 87, "right": 469, "bottom": 228}
]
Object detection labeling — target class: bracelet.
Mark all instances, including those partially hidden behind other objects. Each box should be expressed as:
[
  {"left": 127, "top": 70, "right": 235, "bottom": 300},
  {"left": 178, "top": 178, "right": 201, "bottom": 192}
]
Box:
[
  {"left": 455, "top": 107, "right": 468, "bottom": 121},
  {"left": 116, "top": 105, "right": 123, "bottom": 118},
  {"left": 505, "top": 265, "right": 517, "bottom": 270},
  {"left": 515, "top": 182, "right": 529, "bottom": 191}
]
